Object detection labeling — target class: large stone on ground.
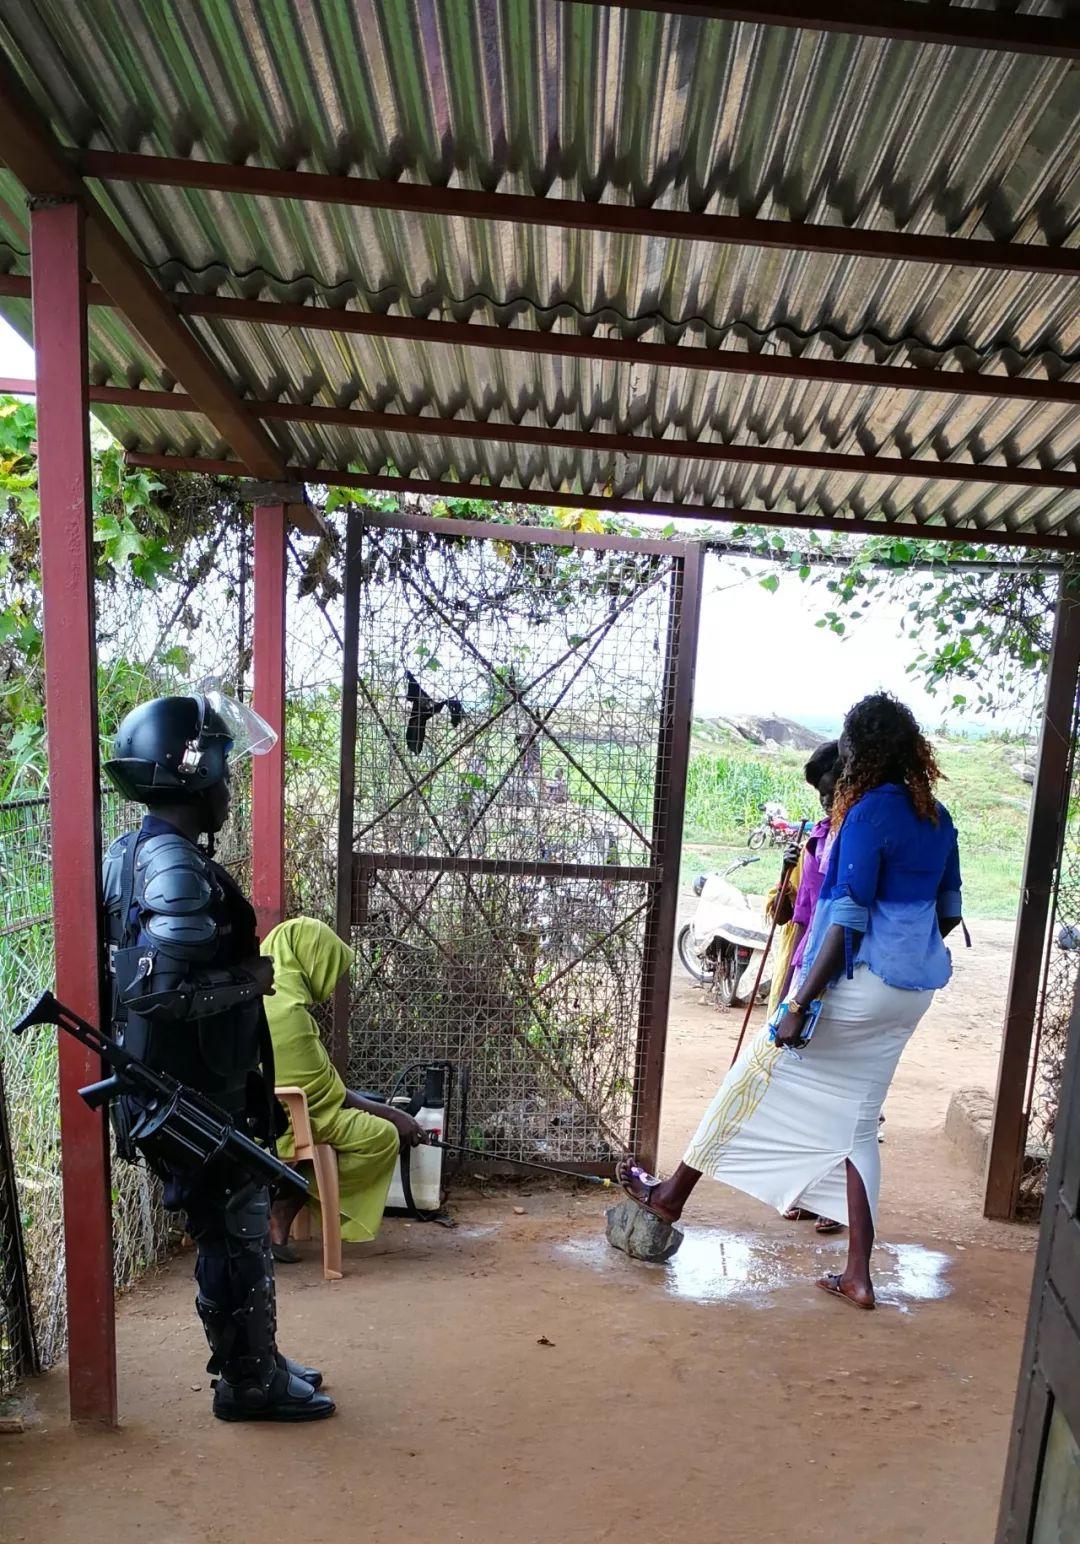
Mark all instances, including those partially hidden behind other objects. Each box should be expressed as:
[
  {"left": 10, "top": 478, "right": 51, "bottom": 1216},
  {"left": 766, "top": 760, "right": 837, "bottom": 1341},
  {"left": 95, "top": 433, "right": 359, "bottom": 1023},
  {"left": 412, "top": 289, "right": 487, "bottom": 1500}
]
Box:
[
  {"left": 605, "top": 1198, "right": 684, "bottom": 1263},
  {"left": 945, "top": 1087, "right": 1051, "bottom": 1185},
  {"left": 945, "top": 1088, "right": 994, "bottom": 1175}
]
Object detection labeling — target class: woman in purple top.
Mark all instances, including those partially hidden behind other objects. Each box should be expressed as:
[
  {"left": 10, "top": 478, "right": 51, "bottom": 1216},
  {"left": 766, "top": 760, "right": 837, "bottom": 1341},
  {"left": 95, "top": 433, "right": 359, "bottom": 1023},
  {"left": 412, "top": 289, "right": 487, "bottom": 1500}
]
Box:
[
  {"left": 779, "top": 740, "right": 843, "bottom": 1234},
  {"left": 785, "top": 741, "right": 842, "bottom": 991}
]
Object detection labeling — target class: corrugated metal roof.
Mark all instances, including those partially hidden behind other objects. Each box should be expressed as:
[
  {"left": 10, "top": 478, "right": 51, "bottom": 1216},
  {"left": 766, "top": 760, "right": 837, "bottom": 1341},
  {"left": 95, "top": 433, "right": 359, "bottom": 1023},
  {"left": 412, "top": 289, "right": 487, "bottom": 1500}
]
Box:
[{"left": 0, "top": 0, "right": 1077, "bottom": 540}]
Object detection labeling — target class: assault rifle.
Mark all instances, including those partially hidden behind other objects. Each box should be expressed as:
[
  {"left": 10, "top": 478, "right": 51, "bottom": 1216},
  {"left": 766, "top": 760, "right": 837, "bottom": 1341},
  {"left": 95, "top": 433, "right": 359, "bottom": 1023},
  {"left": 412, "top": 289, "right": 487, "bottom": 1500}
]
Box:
[{"left": 13, "top": 990, "right": 308, "bottom": 1202}]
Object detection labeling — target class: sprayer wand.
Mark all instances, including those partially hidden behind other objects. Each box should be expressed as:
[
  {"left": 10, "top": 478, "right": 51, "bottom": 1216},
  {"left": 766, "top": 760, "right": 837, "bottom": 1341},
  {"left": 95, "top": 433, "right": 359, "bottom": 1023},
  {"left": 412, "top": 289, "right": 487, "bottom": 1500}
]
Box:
[
  {"left": 727, "top": 819, "right": 809, "bottom": 1069},
  {"left": 421, "top": 1134, "right": 613, "bottom": 1187}
]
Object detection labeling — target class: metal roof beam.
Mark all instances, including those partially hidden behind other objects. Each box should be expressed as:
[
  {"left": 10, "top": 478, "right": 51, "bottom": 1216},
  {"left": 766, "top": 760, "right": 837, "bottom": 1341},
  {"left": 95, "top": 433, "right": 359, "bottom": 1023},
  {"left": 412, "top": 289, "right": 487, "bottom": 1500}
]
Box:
[
  {"left": 254, "top": 399, "right": 1077, "bottom": 490},
  {"left": 0, "top": 56, "right": 284, "bottom": 478},
  {"left": 3, "top": 375, "right": 1074, "bottom": 490},
  {"left": 176, "top": 294, "right": 1080, "bottom": 407},
  {"left": 593, "top": 2, "right": 1080, "bottom": 59},
  {"left": 123, "top": 451, "right": 1080, "bottom": 555},
  {"left": 4, "top": 271, "right": 1074, "bottom": 404},
  {"left": 73, "top": 151, "right": 1080, "bottom": 277}
]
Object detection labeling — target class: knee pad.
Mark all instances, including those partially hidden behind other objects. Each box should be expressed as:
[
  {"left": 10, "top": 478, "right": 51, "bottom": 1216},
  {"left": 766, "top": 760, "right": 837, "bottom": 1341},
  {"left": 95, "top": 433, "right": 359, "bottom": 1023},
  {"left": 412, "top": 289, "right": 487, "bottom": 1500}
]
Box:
[
  {"left": 223, "top": 1182, "right": 271, "bottom": 1248},
  {"left": 195, "top": 1292, "right": 237, "bottom": 1373}
]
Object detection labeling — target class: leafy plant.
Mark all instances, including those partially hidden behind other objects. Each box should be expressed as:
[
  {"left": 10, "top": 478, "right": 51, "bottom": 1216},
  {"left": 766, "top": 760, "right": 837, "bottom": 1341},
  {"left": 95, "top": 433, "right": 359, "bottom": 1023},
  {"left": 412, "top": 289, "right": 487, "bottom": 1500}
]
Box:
[
  {"left": 0, "top": 397, "right": 253, "bottom": 793},
  {"left": 735, "top": 524, "right": 1056, "bottom": 716}
]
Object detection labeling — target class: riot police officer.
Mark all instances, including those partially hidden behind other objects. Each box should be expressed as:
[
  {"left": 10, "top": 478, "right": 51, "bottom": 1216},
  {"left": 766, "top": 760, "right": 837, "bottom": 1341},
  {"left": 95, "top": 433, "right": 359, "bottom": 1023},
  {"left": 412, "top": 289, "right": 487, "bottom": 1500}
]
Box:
[{"left": 103, "top": 692, "right": 335, "bottom": 1422}]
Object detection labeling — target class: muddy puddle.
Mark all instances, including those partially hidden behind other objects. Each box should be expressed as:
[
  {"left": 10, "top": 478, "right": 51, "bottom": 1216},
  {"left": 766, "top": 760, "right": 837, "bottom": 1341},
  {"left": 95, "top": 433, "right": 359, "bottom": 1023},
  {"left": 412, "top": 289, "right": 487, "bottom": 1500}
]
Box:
[{"left": 557, "top": 1228, "right": 952, "bottom": 1311}]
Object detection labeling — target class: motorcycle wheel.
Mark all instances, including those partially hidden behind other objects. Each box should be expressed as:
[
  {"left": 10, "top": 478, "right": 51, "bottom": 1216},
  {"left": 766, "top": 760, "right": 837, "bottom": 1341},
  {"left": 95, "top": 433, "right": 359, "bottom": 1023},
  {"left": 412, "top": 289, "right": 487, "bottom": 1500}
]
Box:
[
  {"left": 713, "top": 948, "right": 740, "bottom": 1008},
  {"left": 748, "top": 828, "right": 767, "bottom": 850},
  {"left": 677, "top": 924, "right": 709, "bottom": 982}
]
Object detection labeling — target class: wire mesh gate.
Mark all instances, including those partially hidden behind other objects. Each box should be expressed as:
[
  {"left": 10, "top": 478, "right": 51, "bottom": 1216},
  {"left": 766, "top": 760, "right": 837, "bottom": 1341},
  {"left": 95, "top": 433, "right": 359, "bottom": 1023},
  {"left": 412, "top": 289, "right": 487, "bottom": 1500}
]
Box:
[{"left": 332, "top": 512, "right": 701, "bottom": 1173}]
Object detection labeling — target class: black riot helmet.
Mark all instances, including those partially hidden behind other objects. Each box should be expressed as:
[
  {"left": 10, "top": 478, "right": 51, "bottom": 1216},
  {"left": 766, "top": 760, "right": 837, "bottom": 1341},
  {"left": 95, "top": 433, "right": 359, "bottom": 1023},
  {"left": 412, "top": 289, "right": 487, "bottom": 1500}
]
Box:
[{"left": 104, "top": 691, "right": 276, "bottom": 806}]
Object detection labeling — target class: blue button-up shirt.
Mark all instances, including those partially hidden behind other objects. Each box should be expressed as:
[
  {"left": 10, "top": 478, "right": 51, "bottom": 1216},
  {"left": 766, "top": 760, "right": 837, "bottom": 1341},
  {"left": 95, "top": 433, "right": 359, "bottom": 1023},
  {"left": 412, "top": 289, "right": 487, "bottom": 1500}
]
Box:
[{"left": 798, "top": 783, "right": 962, "bottom": 992}]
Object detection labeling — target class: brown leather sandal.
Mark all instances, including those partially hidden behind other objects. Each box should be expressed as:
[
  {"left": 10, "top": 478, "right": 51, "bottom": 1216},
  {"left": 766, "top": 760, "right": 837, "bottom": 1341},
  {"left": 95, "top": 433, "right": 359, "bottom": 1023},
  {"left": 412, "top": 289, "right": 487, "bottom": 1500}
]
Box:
[{"left": 817, "top": 1272, "right": 875, "bottom": 1310}]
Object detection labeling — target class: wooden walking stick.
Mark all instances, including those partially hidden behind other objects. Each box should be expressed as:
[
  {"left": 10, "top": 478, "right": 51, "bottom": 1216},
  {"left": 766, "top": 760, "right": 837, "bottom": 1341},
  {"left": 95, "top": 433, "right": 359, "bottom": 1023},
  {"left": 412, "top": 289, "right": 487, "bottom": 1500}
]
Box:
[{"left": 728, "top": 820, "right": 808, "bottom": 1069}]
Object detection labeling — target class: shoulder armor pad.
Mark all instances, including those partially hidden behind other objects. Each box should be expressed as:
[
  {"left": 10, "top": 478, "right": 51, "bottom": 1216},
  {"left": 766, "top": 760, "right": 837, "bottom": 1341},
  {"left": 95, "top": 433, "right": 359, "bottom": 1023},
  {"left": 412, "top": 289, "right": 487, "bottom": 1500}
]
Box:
[
  {"left": 137, "top": 833, "right": 219, "bottom": 917},
  {"left": 102, "top": 832, "right": 138, "bottom": 914}
]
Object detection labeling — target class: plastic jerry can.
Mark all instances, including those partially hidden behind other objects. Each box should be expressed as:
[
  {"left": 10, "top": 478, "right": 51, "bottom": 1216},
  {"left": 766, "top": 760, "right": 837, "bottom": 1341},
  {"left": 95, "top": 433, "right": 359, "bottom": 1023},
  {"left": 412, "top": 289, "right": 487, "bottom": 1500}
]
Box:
[{"left": 385, "top": 1069, "right": 446, "bottom": 1214}]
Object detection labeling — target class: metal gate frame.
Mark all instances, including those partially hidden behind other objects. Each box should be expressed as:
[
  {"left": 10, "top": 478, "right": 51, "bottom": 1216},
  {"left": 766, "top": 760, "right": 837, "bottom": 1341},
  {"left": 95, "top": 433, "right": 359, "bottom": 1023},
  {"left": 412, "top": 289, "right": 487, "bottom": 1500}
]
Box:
[
  {"left": 986, "top": 574, "right": 1080, "bottom": 1220},
  {"left": 331, "top": 509, "right": 703, "bottom": 1173},
  {"left": 997, "top": 975, "right": 1080, "bottom": 1540}
]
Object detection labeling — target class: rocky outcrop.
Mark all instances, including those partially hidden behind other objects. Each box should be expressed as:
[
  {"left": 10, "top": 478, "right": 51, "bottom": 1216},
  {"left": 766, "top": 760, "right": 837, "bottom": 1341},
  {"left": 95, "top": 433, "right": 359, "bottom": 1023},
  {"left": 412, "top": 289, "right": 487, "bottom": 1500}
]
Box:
[{"left": 708, "top": 714, "right": 828, "bottom": 753}]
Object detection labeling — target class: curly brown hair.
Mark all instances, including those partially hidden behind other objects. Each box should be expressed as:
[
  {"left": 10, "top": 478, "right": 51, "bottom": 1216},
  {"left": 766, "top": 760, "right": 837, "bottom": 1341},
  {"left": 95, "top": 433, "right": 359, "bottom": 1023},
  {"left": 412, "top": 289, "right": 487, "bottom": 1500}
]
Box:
[{"left": 831, "top": 693, "right": 943, "bottom": 827}]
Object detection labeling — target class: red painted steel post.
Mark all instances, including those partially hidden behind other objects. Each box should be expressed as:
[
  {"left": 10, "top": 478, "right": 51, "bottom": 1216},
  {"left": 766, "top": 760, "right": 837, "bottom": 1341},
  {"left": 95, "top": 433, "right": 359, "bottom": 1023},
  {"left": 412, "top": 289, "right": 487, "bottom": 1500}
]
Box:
[
  {"left": 252, "top": 500, "right": 287, "bottom": 936},
  {"left": 31, "top": 197, "right": 117, "bottom": 1425},
  {"left": 630, "top": 543, "right": 705, "bottom": 1171}
]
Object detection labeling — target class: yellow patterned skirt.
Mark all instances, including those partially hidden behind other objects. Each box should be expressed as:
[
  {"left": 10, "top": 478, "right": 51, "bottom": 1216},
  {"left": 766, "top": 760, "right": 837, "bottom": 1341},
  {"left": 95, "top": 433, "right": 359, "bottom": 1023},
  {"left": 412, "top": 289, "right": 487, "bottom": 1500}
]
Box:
[{"left": 683, "top": 967, "right": 934, "bottom": 1225}]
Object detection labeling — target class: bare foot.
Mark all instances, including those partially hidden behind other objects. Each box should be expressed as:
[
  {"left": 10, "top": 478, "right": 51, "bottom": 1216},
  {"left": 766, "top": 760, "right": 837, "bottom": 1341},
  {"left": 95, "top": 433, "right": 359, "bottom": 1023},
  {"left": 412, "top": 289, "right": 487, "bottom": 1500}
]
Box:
[{"left": 816, "top": 1271, "right": 875, "bottom": 1310}]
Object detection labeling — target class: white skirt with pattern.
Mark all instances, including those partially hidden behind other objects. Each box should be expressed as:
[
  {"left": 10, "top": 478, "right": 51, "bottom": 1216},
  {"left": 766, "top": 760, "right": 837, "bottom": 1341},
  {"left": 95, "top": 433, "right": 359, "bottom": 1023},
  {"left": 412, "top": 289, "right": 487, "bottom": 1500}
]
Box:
[{"left": 683, "top": 966, "right": 934, "bottom": 1226}]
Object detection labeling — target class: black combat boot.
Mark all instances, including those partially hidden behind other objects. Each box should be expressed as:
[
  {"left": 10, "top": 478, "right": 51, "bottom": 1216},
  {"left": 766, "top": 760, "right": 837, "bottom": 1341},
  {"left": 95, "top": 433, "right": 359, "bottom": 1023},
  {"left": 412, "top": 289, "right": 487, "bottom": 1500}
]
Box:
[
  {"left": 198, "top": 1283, "right": 335, "bottom": 1423},
  {"left": 212, "top": 1357, "right": 334, "bottom": 1423},
  {"left": 277, "top": 1352, "right": 324, "bottom": 1390},
  {"left": 262, "top": 1241, "right": 325, "bottom": 1391}
]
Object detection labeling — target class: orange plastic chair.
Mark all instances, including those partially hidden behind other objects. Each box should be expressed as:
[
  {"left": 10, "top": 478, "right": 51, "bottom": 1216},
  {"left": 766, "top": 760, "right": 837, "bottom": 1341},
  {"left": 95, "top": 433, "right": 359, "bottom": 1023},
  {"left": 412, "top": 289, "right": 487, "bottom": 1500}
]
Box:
[{"left": 274, "top": 1085, "right": 343, "bottom": 1281}]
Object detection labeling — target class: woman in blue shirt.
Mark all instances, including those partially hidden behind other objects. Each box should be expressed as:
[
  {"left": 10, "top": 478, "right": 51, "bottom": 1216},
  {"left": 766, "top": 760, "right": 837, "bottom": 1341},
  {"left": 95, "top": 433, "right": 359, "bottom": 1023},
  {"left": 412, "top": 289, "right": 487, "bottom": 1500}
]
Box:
[{"left": 616, "top": 694, "right": 963, "bottom": 1312}]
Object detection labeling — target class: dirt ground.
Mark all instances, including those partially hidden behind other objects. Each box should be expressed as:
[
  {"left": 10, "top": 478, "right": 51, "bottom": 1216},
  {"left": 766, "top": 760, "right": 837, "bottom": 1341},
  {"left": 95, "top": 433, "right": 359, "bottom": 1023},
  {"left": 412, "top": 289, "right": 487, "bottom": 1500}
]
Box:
[{"left": 2, "top": 908, "right": 1036, "bottom": 1544}]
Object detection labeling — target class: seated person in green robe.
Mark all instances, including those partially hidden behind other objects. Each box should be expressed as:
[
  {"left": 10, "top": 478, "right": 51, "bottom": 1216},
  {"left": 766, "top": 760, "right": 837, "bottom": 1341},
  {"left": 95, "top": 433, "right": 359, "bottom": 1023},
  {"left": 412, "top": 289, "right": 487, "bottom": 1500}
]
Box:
[{"left": 261, "top": 917, "right": 421, "bottom": 1259}]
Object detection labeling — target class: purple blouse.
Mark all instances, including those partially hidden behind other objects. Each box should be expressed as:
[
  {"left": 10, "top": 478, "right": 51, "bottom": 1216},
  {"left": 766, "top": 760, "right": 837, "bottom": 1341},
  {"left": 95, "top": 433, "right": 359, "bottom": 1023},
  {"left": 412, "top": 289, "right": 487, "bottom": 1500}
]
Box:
[{"left": 790, "top": 817, "right": 831, "bottom": 972}]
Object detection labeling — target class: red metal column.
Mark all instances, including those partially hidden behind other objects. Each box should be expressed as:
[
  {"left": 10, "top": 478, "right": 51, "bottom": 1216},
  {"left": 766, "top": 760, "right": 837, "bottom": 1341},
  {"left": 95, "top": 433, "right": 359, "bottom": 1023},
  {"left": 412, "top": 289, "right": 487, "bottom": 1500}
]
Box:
[
  {"left": 31, "top": 197, "right": 117, "bottom": 1425},
  {"left": 630, "top": 543, "right": 705, "bottom": 1171},
  {"left": 252, "top": 500, "right": 287, "bottom": 936}
]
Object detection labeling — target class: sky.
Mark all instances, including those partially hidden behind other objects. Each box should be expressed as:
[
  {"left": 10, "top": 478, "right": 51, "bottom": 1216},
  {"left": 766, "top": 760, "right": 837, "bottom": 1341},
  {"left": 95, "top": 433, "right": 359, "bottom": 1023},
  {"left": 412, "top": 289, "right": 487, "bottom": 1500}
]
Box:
[
  {"left": 694, "top": 556, "right": 954, "bottom": 734},
  {"left": 0, "top": 317, "right": 1028, "bottom": 737},
  {"left": 0, "top": 317, "right": 33, "bottom": 378}
]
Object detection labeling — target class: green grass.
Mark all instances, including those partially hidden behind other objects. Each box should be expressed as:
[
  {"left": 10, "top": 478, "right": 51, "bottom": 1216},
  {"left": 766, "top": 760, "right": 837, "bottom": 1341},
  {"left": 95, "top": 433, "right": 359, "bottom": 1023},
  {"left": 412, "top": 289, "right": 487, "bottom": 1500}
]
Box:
[{"left": 683, "top": 753, "right": 813, "bottom": 843}]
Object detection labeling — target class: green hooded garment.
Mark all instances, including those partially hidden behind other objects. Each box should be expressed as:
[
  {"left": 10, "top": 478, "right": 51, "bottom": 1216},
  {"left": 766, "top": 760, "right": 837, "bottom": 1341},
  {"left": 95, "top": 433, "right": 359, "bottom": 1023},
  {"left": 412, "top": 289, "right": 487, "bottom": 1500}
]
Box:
[{"left": 262, "top": 917, "right": 398, "bottom": 1243}]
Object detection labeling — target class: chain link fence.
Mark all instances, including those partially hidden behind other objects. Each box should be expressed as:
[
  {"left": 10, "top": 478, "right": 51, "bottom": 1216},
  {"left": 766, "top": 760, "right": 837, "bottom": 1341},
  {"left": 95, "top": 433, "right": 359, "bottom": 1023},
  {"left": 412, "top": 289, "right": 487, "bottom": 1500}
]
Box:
[
  {"left": 0, "top": 793, "right": 163, "bottom": 1367},
  {"left": 0, "top": 1058, "right": 37, "bottom": 1398},
  {"left": 283, "top": 519, "right": 345, "bottom": 925}
]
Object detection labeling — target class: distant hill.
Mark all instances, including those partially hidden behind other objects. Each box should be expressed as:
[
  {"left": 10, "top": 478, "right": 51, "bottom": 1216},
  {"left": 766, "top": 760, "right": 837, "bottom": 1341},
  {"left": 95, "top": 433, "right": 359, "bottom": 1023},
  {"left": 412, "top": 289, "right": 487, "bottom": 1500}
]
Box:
[{"left": 694, "top": 713, "right": 827, "bottom": 754}]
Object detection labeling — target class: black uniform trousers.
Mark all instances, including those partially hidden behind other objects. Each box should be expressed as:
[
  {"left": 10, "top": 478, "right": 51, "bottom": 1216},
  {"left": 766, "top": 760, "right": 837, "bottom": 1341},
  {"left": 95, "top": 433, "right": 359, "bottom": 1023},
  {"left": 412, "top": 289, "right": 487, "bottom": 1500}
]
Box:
[{"left": 164, "top": 1158, "right": 277, "bottom": 1376}]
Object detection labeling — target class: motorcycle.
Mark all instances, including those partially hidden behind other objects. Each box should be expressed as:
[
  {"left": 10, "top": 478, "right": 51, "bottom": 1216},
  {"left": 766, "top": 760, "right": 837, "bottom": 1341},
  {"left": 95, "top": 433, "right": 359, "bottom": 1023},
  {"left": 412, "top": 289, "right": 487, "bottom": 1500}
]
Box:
[
  {"left": 747, "top": 801, "right": 804, "bottom": 851},
  {"left": 676, "top": 855, "right": 774, "bottom": 1008}
]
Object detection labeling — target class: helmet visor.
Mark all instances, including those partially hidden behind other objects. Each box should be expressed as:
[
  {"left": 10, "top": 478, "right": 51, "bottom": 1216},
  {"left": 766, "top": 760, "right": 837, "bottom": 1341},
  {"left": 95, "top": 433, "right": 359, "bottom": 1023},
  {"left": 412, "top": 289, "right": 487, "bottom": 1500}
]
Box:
[{"left": 198, "top": 685, "right": 278, "bottom": 759}]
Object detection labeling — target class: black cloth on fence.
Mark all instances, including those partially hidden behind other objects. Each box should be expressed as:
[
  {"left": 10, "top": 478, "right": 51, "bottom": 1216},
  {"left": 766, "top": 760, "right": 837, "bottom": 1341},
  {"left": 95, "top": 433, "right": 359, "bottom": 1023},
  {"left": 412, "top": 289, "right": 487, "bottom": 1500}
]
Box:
[{"left": 405, "top": 670, "right": 464, "bottom": 754}]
